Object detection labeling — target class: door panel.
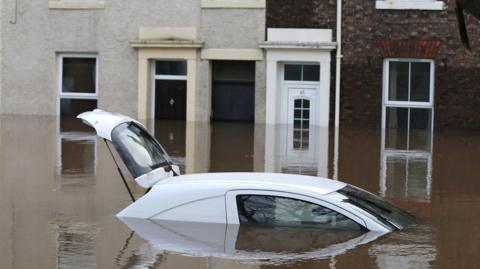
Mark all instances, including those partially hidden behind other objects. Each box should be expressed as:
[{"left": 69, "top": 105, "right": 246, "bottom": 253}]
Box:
[
  {"left": 286, "top": 87, "right": 317, "bottom": 161},
  {"left": 155, "top": 80, "right": 187, "bottom": 120},
  {"left": 212, "top": 81, "right": 255, "bottom": 122}
]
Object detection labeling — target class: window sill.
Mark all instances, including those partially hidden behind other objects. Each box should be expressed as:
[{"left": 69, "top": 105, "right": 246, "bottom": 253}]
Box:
[
  {"left": 49, "top": 1, "right": 105, "bottom": 10},
  {"left": 375, "top": 1, "right": 445, "bottom": 10},
  {"left": 201, "top": 0, "right": 265, "bottom": 9}
]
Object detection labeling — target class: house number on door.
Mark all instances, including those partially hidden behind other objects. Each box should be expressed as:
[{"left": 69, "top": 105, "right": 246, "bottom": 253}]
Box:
[{"left": 300, "top": 90, "right": 305, "bottom": 95}]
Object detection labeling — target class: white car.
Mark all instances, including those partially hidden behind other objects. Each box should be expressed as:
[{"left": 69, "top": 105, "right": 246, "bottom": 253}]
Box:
[{"left": 78, "top": 110, "right": 415, "bottom": 234}]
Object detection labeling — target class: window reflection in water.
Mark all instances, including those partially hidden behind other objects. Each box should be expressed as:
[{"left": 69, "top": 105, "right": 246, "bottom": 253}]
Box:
[
  {"left": 57, "top": 117, "right": 97, "bottom": 186},
  {"left": 59, "top": 135, "right": 96, "bottom": 177},
  {"left": 381, "top": 109, "right": 433, "bottom": 201},
  {"left": 56, "top": 222, "right": 97, "bottom": 269}
]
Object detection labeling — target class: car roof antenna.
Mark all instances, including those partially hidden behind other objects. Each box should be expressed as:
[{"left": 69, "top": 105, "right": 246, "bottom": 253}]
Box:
[{"left": 104, "top": 139, "right": 136, "bottom": 202}]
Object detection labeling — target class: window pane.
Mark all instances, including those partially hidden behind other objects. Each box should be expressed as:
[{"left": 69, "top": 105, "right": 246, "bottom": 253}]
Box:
[
  {"left": 294, "top": 119, "right": 301, "bottom": 129},
  {"left": 294, "top": 99, "right": 301, "bottom": 108},
  {"left": 388, "top": 62, "right": 409, "bottom": 101},
  {"left": 410, "top": 108, "right": 431, "bottom": 130},
  {"left": 303, "top": 109, "right": 310, "bottom": 119},
  {"left": 294, "top": 109, "right": 301, "bottom": 119},
  {"left": 60, "top": 99, "right": 97, "bottom": 117},
  {"left": 236, "top": 195, "right": 362, "bottom": 230},
  {"left": 302, "top": 99, "right": 310, "bottom": 108},
  {"left": 302, "top": 65, "right": 320, "bottom": 81},
  {"left": 409, "top": 108, "right": 432, "bottom": 151},
  {"left": 62, "top": 58, "right": 96, "bottom": 94},
  {"left": 285, "top": 65, "right": 302, "bottom": 81},
  {"left": 410, "top": 62, "right": 431, "bottom": 102},
  {"left": 385, "top": 107, "right": 409, "bottom": 150},
  {"left": 155, "top": 61, "right": 187, "bottom": 76},
  {"left": 60, "top": 99, "right": 97, "bottom": 132}
]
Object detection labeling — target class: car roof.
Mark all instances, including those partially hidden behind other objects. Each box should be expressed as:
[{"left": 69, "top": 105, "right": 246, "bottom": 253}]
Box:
[{"left": 159, "top": 172, "right": 347, "bottom": 196}]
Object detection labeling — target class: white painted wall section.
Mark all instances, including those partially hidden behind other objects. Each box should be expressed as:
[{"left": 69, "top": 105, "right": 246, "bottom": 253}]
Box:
[{"left": 263, "top": 28, "right": 335, "bottom": 127}]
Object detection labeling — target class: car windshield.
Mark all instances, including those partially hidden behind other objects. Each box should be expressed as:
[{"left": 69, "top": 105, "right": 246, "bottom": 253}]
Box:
[
  {"left": 111, "top": 122, "right": 172, "bottom": 178},
  {"left": 337, "top": 185, "right": 415, "bottom": 230}
]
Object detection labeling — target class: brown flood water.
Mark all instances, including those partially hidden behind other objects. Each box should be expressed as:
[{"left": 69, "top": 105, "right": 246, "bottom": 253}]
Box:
[{"left": 0, "top": 115, "right": 479, "bottom": 268}]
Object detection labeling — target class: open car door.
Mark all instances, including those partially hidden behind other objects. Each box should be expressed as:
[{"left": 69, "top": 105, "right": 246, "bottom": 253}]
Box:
[{"left": 77, "top": 109, "right": 180, "bottom": 189}]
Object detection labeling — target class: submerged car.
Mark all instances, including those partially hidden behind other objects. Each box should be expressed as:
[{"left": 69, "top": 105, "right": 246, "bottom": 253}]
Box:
[{"left": 78, "top": 110, "right": 415, "bottom": 234}]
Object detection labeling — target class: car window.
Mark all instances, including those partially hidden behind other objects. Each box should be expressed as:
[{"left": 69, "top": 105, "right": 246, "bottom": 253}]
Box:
[
  {"left": 236, "top": 195, "right": 363, "bottom": 230},
  {"left": 111, "top": 122, "right": 172, "bottom": 178}
]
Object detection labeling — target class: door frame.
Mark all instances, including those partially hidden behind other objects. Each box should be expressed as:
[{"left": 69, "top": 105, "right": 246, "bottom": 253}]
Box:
[{"left": 150, "top": 60, "right": 188, "bottom": 120}]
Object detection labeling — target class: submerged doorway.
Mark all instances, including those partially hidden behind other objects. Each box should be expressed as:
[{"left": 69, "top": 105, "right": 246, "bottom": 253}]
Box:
[
  {"left": 154, "top": 60, "right": 187, "bottom": 120},
  {"left": 211, "top": 61, "right": 255, "bottom": 122}
]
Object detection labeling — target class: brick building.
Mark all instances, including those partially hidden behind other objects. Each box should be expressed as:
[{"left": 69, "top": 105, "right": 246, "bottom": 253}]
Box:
[{"left": 268, "top": 0, "right": 480, "bottom": 130}]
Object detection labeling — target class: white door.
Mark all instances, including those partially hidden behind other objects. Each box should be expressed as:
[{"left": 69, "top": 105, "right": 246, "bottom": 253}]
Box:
[{"left": 286, "top": 87, "right": 318, "bottom": 162}]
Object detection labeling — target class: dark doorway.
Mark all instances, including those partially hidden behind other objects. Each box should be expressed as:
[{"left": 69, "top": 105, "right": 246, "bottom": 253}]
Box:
[
  {"left": 155, "top": 80, "right": 187, "bottom": 120},
  {"left": 212, "top": 61, "right": 255, "bottom": 122}
]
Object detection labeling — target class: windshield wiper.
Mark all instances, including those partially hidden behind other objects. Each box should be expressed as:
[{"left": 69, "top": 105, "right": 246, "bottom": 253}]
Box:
[{"left": 342, "top": 198, "right": 398, "bottom": 231}]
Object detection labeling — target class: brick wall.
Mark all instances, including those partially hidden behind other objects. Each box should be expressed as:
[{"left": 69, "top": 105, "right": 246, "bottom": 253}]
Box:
[
  {"left": 343, "top": 0, "right": 480, "bottom": 129},
  {"left": 267, "top": 0, "right": 337, "bottom": 29},
  {"left": 267, "top": 0, "right": 480, "bottom": 129}
]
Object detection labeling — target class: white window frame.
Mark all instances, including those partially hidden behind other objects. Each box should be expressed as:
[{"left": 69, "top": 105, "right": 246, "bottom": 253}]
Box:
[
  {"left": 380, "top": 58, "right": 434, "bottom": 201},
  {"left": 381, "top": 58, "right": 435, "bottom": 130},
  {"left": 57, "top": 53, "right": 98, "bottom": 115},
  {"left": 284, "top": 63, "right": 321, "bottom": 83},
  {"left": 375, "top": 0, "right": 445, "bottom": 11},
  {"left": 56, "top": 131, "right": 98, "bottom": 178}
]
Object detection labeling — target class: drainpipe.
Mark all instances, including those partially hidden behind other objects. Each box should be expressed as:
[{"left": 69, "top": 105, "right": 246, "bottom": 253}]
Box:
[
  {"left": 333, "top": 0, "right": 342, "bottom": 180},
  {"left": 335, "top": 0, "right": 342, "bottom": 128}
]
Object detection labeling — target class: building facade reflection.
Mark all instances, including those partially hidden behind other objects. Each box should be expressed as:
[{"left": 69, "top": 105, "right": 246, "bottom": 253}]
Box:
[
  {"left": 264, "top": 124, "right": 329, "bottom": 178},
  {"left": 380, "top": 124, "right": 433, "bottom": 202},
  {"left": 56, "top": 117, "right": 98, "bottom": 188}
]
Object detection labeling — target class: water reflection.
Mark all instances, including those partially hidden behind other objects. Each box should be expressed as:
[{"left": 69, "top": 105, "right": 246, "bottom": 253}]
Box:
[
  {"left": 264, "top": 125, "right": 329, "bottom": 178},
  {"left": 57, "top": 117, "right": 97, "bottom": 183},
  {"left": 118, "top": 218, "right": 382, "bottom": 262},
  {"left": 152, "top": 120, "right": 186, "bottom": 173},
  {"left": 2, "top": 115, "right": 480, "bottom": 268},
  {"left": 56, "top": 221, "right": 98, "bottom": 269},
  {"left": 380, "top": 127, "right": 433, "bottom": 202},
  {"left": 57, "top": 133, "right": 97, "bottom": 178},
  {"left": 369, "top": 225, "right": 436, "bottom": 269}
]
